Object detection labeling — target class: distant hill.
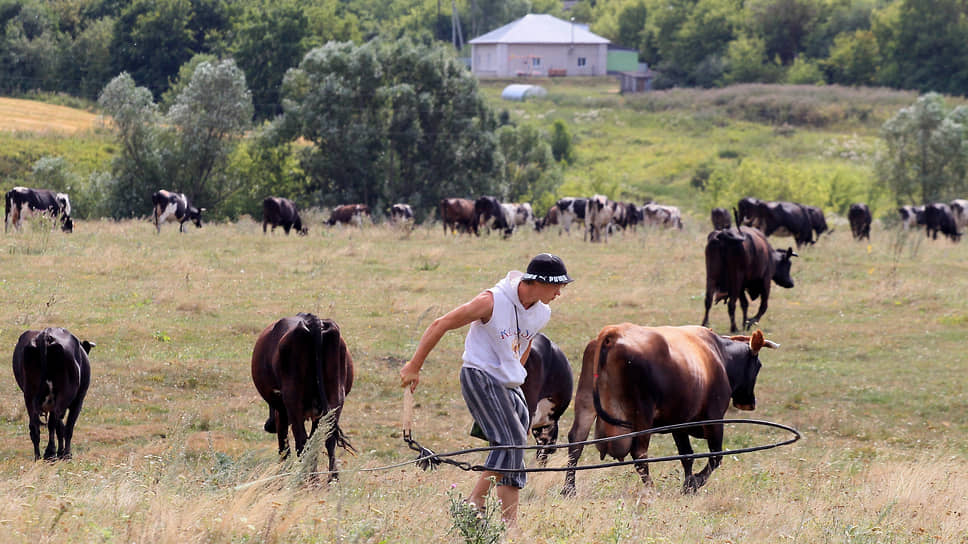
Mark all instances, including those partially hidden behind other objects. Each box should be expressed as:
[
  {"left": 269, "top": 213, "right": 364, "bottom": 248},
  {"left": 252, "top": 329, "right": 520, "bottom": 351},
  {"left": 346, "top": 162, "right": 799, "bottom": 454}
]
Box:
[{"left": 0, "top": 97, "right": 100, "bottom": 133}]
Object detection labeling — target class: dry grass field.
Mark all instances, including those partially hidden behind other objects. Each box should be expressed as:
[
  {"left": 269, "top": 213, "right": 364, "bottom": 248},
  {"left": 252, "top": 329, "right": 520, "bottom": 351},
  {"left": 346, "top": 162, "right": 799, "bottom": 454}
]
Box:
[
  {"left": 0, "top": 215, "right": 965, "bottom": 543},
  {"left": 0, "top": 97, "right": 101, "bottom": 134}
]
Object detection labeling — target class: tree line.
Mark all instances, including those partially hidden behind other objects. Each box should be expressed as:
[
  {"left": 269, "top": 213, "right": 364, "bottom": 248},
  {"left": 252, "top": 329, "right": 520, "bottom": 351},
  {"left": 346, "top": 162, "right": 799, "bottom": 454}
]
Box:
[
  {"left": 5, "top": 0, "right": 968, "bottom": 110},
  {"left": 38, "top": 37, "right": 568, "bottom": 222}
]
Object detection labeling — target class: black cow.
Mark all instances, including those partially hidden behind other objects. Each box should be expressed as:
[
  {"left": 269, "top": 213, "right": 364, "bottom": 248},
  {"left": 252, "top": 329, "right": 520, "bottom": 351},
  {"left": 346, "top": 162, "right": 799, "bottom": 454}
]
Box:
[
  {"left": 848, "top": 203, "right": 872, "bottom": 241},
  {"left": 711, "top": 207, "right": 731, "bottom": 230},
  {"left": 440, "top": 198, "right": 478, "bottom": 235},
  {"left": 736, "top": 197, "right": 761, "bottom": 226},
  {"left": 13, "top": 328, "right": 93, "bottom": 460},
  {"left": 742, "top": 199, "right": 814, "bottom": 247},
  {"left": 521, "top": 333, "right": 573, "bottom": 466},
  {"left": 561, "top": 325, "right": 777, "bottom": 495},
  {"left": 5, "top": 187, "right": 74, "bottom": 233},
  {"left": 923, "top": 203, "right": 962, "bottom": 242},
  {"left": 152, "top": 190, "right": 203, "bottom": 233},
  {"left": 555, "top": 197, "right": 587, "bottom": 235},
  {"left": 251, "top": 313, "right": 354, "bottom": 480},
  {"left": 263, "top": 197, "right": 307, "bottom": 235},
  {"left": 702, "top": 226, "right": 797, "bottom": 333},
  {"left": 803, "top": 205, "right": 829, "bottom": 241}
]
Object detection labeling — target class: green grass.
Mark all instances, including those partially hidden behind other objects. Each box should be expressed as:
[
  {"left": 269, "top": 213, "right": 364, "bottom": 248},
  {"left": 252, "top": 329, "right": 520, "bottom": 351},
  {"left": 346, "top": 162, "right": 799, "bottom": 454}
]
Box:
[{"left": 0, "top": 218, "right": 965, "bottom": 542}]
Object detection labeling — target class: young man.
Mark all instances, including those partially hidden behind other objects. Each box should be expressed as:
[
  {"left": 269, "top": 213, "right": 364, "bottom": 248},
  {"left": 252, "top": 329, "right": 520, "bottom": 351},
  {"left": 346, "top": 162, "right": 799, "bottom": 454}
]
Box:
[{"left": 399, "top": 253, "right": 573, "bottom": 527}]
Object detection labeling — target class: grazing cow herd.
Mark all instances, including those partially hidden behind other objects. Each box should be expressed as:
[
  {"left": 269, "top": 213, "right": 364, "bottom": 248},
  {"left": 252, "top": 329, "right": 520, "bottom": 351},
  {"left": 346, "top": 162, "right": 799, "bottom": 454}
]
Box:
[
  {"left": 896, "top": 200, "right": 965, "bottom": 242},
  {"left": 4, "top": 186, "right": 964, "bottom": 500}
]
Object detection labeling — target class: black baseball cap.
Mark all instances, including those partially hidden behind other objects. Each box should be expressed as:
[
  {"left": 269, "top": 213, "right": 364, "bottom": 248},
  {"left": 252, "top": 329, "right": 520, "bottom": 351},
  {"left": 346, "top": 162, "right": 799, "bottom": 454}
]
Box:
[{"left": 522, "top": 253, "right": 574, "bottom": 284}]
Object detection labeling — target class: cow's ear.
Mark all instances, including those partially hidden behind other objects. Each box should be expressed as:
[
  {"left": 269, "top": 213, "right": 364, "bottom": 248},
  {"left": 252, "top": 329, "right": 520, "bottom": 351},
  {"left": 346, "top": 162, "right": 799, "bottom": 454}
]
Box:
[
  {"left": 750, "top": 330, "right": 780, "bottom": 352},
  {"left": 81, "top": 340, "right": 95, "bottom": 354},
  {"left": 749, "top": 330, "right": 765, "bottom": 354}
]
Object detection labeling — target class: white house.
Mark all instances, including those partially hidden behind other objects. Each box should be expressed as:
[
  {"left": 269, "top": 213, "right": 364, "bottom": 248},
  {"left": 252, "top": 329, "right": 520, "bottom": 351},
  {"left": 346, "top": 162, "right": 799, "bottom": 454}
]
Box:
[{"left": 469, "top": 14, "right": 610, "bottom": 78}]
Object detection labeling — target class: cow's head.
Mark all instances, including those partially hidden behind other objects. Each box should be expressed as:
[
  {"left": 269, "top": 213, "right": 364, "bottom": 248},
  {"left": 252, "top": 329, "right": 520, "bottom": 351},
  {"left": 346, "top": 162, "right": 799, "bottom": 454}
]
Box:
[
  {"left": 60, "top": 216, "right": 74, "bottom": 233},
  {"left": 530, "top": 398, "right": 560, "bottom": 465},
  {"left": 294, "top": 216, "right": 308, "bottom": 236},
  {"left": 723, "top": 330, "right": 778, "bottom": 410},
  {"left": 188, "top": 207, "right": 204, "bottom": 228},
  {"left": 771, "top": 247, "right": 797, "bottom": 288}
]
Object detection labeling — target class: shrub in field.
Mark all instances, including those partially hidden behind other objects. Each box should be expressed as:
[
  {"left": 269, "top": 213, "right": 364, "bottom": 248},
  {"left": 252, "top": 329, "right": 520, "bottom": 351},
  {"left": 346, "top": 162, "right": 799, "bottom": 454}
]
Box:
[{"left": 447, "top": 482, "right": 505, "bottom": 544}]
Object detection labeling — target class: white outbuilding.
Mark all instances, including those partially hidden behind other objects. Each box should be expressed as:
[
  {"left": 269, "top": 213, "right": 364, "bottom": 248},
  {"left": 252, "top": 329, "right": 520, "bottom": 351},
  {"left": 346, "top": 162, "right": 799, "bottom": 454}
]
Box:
[
  {"left": 469, "top": 14, "right": 610, "bottom": 78},
  {"left": 501, "top": 84, "right": 547, "bottom": 101}
]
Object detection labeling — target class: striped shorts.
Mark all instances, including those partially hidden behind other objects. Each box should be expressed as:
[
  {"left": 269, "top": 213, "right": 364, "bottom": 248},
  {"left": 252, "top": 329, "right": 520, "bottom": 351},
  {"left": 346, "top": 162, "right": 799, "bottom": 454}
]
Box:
[{"left": 459, "top": 366, "right": 530, "bottom": 488}]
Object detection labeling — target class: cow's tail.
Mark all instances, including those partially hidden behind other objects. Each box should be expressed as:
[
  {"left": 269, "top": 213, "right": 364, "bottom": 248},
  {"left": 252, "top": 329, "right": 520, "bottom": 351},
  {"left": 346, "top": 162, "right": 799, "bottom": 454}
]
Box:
[
  {"left": 305, "top": 314, "right": 355, "bottom": 453},
  {"left": 592, "top": 332, "right": 635, "bottom": 429}
]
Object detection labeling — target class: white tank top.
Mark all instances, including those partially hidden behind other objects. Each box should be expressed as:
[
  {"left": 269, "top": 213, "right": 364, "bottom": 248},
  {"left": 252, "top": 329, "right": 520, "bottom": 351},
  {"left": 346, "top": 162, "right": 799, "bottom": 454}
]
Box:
[{"left": 462, "top": 271, "right": 551, "bottom": 387}]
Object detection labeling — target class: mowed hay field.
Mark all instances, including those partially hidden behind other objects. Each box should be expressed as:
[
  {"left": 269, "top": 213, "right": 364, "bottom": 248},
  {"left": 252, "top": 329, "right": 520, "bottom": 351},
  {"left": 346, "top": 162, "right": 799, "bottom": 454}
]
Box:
[
  {"left": 0, "top": 97, "right": 100, "bottom": 134},
  {"left": 0, "top": 216, "right": 965, "bottom": 543}
]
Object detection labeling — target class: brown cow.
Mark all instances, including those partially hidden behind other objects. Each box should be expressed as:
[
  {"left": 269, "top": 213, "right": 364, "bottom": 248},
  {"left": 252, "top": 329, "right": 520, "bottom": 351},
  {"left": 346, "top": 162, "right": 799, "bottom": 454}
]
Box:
[
  {"left": 263, "top": 197, "right": 307, "bottom": 235},
  {"left": 702, "top": 226, "right": 796, "bottom": 333},
  {"left": 561, "top": 325, "right": 777, "bottom": 496},
  {"left": 251, "top": 313, "right": 354, "bottom": 480},
  {"left": 327, "top": 204, "right": 370, "bottom": 227},
  {"left": 13, "top": 328, "right": 94, "bottom": 460},
  {"left": 534, "top": 205, "right": 560, "bottom": 232},
  {"left": 439, "top": 198, "right": 478, "bottom": 235}
]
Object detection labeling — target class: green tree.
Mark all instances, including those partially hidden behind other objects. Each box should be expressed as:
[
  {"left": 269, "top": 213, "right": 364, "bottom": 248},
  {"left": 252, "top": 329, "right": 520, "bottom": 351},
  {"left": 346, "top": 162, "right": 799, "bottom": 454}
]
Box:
[
  {"left": 877, "top": 93, "right": 968, "bottom": 204},
  {"left": 875, "top": 0, "right": 968, "bottom": 95},
  {"left": 550, "top": 119, "right": 575, "bottom": 165},
  {"left": 0, "top": 1, "right": 68, "bottom": 94},
  {"left": 495, "top": 123, "right": 562, "bottom": 205},
  {"left": 110, "top": 0, "right": 196, "bottom": 97},
  {"left": 723, "top": 32, "right": 780, "bottom": 84},
  {"left": 746, "top": 0, "right": 819, "bottom": 65},
  {"left": 275, "top": 38, "right": 500, "bottom": 219},
  {"left": 97, "top": 72, "right": 165, "bottom": 218},
  {"left": 69, "top": 16, "right": 116, "bottom": 100},
  {"left": 651, "top": 0, "right": 742, "bottom": 87},
  {"left": 231, "top": 0, "right": 311, "bottom": 120},
  {"left": 822, "top": 29, "right": 880, "bottom": 86},
  {"left": 163, "top": 58, "right": 254, "bottom": 210}
]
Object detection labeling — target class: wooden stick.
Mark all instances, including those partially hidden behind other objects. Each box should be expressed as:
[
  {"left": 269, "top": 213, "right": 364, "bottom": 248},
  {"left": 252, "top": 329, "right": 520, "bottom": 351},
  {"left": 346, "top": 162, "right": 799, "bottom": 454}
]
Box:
[{"left": 402, "top": 387, "right": 415, "bottom": 435}]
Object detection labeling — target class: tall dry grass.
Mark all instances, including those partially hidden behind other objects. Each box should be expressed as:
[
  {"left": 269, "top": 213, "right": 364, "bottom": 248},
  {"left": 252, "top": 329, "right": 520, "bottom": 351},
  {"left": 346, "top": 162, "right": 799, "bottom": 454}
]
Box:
[{"left": 0, "top": 216, "right": 965, "bottom": 543}]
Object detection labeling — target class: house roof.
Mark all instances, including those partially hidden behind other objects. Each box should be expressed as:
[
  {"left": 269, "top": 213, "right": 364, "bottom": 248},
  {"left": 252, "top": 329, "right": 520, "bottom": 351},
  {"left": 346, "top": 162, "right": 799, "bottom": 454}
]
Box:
[{"left": 469, "top": 14, "right": 610, "bottom": 45}]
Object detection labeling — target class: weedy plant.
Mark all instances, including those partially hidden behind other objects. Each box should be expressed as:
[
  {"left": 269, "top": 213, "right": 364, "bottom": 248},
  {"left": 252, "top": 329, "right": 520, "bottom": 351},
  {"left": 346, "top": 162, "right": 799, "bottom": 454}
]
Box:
[{"left": 447, "top": 479, "right": 506, "bottom": 544}]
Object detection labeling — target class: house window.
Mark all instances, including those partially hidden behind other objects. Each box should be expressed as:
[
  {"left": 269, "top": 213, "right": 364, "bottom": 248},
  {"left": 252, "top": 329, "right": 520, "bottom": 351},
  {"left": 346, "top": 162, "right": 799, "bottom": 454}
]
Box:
[
  {"left": 532, "top": 57, "right": 541, "bottom": 67},
  {"left": 577, "top": 57, "right": 587, "bottom": 67}
]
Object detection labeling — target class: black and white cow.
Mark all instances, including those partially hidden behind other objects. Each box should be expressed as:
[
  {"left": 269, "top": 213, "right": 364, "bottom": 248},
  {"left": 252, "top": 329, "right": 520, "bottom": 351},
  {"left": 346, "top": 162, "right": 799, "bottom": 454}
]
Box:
[
  {"left": 898, "top": 205, "right": 925, "bottom": 230},
  {"left": 642, "top": 202, "right": 684, "bottom": 230},
  {"left": 5, "top": 187, "right": 73, "bottom": 233},
  {"left": 152, "top": 190, "right": 203, "bottom": 233},
  {"left": 388, "top": 203, "right": 414, "bottom": 226},
  {"left": 555, "top": 197, "right": 587, "bottom": 236},
  {"left": 950, "top": 199, "right": 967, "bottom": 232}
]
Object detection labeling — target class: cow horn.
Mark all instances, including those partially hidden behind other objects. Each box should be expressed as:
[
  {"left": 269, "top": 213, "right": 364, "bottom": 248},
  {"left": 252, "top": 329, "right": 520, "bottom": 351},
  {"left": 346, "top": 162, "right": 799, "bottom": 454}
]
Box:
[
  {"left": 787, "top": 247, "right": 798, "bottom": 258},
  {"left": 762, "top": 339, "right": 780, "bottom": 349}
]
